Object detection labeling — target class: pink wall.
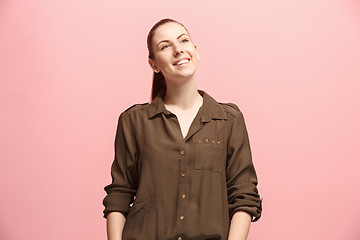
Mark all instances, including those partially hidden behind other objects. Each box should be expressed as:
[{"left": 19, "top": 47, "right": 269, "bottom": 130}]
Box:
[{"left": 1, "top": 0, "right": 359, "bottom": 239}]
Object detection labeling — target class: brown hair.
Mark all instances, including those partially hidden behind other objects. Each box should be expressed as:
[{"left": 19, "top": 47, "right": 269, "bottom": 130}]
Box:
[{"left": 147, "top": 18, "right": 190, "bottom": 101}]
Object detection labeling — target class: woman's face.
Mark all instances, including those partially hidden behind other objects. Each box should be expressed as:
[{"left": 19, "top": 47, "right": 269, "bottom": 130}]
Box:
[{"left": 149, "top": 22, "right": 199, "bottom": 83}]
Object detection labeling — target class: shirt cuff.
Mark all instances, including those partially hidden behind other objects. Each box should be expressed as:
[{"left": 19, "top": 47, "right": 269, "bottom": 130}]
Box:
[
  {"left": 102, "top": 191, "right": 134, "bottom": 219},
  {"left": 229, "top": 197, "right": 263, "bottom": 222}
]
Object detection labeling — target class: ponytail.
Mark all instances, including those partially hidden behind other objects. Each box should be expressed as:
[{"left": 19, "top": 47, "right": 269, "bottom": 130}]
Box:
[{"left": 151, "top": 71, "right": 167, "bottom": 101}]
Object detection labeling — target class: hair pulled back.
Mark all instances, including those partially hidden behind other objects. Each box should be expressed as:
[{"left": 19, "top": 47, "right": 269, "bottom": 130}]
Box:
[{"left": 147, "top": 18, "right": 189, "bottom": 101}]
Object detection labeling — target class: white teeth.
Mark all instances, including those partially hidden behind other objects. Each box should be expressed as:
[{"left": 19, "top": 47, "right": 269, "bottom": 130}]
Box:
[{"left": 175, "top": 59, "right": 189, "bottom": 65}]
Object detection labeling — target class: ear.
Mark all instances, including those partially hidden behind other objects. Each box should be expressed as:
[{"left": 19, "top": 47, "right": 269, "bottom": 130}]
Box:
[
  {"left": 148, "top": 58, "right": 160, "bottom": 73},
  {"left": 194, "top": 45, "right": 200, "bottom": 60},
  {"left": 148, "top": 58, "right": 157, "bottom": 71}
]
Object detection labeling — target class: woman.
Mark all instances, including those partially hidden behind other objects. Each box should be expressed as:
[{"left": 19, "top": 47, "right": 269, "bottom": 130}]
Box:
[{"left": 103, "top": 18, "right": 262, "bottom": 240}]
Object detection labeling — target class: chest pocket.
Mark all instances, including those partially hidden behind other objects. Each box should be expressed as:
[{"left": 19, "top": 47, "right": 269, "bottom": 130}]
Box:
[{"left": 195, "top": 138, "right": 223, "bottom": 173}]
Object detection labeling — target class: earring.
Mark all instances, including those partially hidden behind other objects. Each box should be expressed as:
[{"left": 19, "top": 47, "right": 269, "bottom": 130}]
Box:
[{"left": 154, "top": 69, "right": 160, "bottom": 73}]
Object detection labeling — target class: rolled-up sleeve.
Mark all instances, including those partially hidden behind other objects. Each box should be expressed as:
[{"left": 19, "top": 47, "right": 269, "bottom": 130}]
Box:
[
  {"left": 226, "top": 110, "right": 262, "bottom": 222},
  {"left": 102, "top": 112, "right": 139, "bottom": 219}
]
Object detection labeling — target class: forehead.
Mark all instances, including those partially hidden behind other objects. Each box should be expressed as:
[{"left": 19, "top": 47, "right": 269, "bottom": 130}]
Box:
[{"left": 152, "top": 22, "right": 189, "bottom": 43}]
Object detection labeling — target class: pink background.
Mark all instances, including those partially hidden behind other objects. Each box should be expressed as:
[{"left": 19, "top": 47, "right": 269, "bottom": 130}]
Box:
[{"left": 1, "top": 0, "right": 359, "bottom": 239}]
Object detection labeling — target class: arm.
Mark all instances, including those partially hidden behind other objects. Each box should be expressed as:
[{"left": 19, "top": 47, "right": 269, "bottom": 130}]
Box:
[
  {"left": 226, "top": 110, "right": 262, "bottom": 237},
  {"left": 103, "top": 112, "right": 139, "bottom": 238},
  {"left": 228, "top": 211, "right": 252, "bottom": 240},
  {"left": 106, "top": 212, "right": 126, "bottom": 240}
]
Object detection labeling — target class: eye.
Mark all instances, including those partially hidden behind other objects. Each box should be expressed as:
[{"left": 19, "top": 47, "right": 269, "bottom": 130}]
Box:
[
  {"left": 181, "top": 39, "right": 189, "bottom": 43},
  {"left": 160, "top": 44, "right": 170, "bottom": 50}
]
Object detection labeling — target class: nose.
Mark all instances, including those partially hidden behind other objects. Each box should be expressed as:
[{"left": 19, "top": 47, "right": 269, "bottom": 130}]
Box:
[{"left": 173, "top": 44, "right": 184, "bottom": 56}]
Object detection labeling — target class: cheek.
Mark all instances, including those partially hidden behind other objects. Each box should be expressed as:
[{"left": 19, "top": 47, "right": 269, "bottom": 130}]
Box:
[
  {"left": 192, "top": 53, "right": 199, "bottom": 64},
  {"left": 156, "top": 53, "right": 172, "bottom": 64},
  {"left": 187, "top": 47, "right": 198, "bottom": 58},
  {"left": 153, "top": 58, "right": 167, "bottom": 69}
]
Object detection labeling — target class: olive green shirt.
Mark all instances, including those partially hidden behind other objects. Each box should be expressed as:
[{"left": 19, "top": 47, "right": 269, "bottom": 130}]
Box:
[{"left": 103, "top": 89, "right": 262, "bottom": 240}]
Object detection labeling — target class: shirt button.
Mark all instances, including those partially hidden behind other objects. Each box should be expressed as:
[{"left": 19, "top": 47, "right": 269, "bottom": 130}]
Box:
[
  {"left": 181, "top": 172, "right": 186, "bottom": 177},
  {"left": 181, "top": 194, "right": 186, "bottom": 199},
  {"left": 178, "top": 237, "right": 182, "bottom": 240},
  {"left": 180, "top": 150, "right": 185, "bottom": 155},
  {"left": 179, "top": 215, "right": 185, "bottom": 220}
]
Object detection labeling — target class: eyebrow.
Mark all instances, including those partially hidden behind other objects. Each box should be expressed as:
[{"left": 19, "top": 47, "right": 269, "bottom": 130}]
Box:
[{"left": 157, "top": 33, "right": 189, "bottom": 46}]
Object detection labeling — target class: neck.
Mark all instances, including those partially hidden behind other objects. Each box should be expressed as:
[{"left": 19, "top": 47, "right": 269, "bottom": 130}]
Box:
[{"left": 163, "top": 76, "right": 202, "bottom": 109}]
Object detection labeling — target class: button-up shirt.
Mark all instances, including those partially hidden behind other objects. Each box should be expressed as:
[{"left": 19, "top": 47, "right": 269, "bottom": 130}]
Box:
[{"left": 103, "top": 89, "right": 262, "bottom": 240}]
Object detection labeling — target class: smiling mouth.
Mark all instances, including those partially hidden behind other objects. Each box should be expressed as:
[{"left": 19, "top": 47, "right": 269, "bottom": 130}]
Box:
[{"left": 173, "top": 58, "right": 190, "bottom": 66}]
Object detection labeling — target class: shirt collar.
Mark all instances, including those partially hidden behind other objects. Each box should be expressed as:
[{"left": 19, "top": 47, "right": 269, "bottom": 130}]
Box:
[{"left": 148, "top": 89, "right": 227, "bottom": 122}]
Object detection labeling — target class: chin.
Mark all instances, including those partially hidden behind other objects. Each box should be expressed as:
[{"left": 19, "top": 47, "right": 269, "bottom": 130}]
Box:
[
  {"left": 177, "top": 72, "right": 196, "bottom": 79},
  {"left": 164, "top": 68, "right": 197, "bottom": 80},
  {"left": 177, "top": 68, "right": 197, "bottom": 77}
]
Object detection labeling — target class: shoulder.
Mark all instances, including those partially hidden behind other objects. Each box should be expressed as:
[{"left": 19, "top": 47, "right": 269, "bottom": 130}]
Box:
[
  {"left": 202, "top": 90, "right": 242, "bottom": 118},
  {"left": 118, "top": 102, "right": 150, "bottom": 119},
  {"left": 123, "top": 102, "right": 149, "bottom": 113},
  {"left": 218, "top": 102, "right": 242, "bottom": 117}
]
